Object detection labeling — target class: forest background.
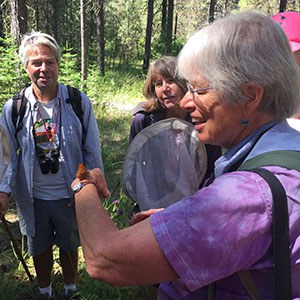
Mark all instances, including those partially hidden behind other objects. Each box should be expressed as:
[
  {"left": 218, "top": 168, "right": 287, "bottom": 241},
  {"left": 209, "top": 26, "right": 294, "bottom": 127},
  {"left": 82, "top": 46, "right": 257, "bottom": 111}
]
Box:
[{"left": 0, "top": 0, "right": 299, "bottom": 299}]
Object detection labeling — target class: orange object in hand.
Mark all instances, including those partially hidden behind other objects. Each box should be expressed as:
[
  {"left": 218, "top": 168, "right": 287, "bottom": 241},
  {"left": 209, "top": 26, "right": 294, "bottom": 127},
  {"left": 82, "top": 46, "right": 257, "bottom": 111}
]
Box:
[{"left": 76, "top": 163, "right": 89, "bottom": 180}]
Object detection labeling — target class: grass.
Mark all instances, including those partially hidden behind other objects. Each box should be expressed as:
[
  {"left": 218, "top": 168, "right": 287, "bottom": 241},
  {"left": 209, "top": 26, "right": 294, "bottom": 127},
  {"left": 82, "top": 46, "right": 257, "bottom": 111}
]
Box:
[{"left": 0, "top": 74, "right": 149, "bottom": 299}]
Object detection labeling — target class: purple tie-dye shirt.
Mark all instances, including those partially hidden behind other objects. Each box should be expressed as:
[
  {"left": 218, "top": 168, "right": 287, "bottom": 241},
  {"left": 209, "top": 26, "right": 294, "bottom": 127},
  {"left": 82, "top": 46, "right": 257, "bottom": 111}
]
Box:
[{"left": 150, "top": 121, "right": 300, "bottom": 299}]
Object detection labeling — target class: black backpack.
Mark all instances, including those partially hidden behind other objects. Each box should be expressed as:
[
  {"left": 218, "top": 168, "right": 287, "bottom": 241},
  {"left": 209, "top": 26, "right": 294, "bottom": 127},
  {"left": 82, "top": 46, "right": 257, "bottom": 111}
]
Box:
[{"left": 11, "top": 85, "right": 86, "bottom": 141}]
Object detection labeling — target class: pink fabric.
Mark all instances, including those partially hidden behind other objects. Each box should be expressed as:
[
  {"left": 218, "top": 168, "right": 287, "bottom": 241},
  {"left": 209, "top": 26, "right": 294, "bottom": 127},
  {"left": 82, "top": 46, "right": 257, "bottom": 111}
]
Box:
[{"left": 272, "top": 11, "right": 300, "bottom": 52}]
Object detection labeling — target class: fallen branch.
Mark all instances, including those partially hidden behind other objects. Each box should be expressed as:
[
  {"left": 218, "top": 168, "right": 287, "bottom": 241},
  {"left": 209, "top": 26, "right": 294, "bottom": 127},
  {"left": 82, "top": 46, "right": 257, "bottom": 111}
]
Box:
[{"left": 1, "top": 217, "right": 34, "bottom": 283}]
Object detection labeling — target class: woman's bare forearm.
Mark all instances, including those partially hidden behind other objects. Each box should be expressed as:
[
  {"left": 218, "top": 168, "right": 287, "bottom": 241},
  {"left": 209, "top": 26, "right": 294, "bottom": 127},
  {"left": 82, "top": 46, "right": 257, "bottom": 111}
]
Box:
[{"left": 74, "top": 180, "right": 178, "bottom": 286}]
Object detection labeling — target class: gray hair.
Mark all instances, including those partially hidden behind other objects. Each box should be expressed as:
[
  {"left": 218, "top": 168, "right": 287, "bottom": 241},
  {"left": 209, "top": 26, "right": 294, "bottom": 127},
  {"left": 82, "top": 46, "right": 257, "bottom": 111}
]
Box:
[
  {"left": 19, "top": 31, "right": 61, "bottom": 67},
  {"left": 177, "top": 11, "right": 300, "bottom": 119}
]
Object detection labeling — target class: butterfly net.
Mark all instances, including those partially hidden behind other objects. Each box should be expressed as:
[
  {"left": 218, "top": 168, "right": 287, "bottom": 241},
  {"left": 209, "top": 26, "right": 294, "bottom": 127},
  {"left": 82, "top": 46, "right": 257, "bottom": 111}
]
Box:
[{"left": 122, "top": 118, "right": 207, "bottom": 211}]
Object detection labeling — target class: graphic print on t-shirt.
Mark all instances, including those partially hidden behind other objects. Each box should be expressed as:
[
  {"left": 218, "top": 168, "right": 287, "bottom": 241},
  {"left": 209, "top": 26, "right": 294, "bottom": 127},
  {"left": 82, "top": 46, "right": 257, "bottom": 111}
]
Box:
[
  {"left": 34, "top": 118, "right": 57, "bottom": 144},
  {"left": 34, "top": 100, "right": 59, "bottom": 154}
]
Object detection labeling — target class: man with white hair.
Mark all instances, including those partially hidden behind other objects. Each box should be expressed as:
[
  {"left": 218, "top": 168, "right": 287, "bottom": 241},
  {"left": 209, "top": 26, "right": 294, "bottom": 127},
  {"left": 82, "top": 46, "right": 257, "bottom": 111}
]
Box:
[{"left": 0, "top": 31, "right": 105, "bottom": 299}]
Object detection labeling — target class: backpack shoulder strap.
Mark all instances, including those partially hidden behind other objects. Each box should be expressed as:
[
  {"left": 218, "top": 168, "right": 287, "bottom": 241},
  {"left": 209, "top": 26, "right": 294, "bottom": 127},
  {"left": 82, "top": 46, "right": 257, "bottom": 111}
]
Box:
[
  {"left": 66, "top": 85, "right": 86, "bottom": 141},
  {"left": 238, "top": 150, "right": 300, "bottom": 172},
  {"left": 208, "top": 166, "right": 292, "bottom": 300},
  {"left": 246, "top": 168, "right": 292, "bottom": 300},
  {"left": 12, "top": 87, "right": 29, "bottom": 135},
  {"left": 143, "top": 113, "right": 154, "bottom": 128}
]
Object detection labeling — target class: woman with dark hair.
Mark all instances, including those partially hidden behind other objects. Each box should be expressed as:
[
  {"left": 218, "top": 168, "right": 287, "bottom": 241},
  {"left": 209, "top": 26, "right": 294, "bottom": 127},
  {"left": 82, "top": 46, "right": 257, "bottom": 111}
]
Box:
[
  {"left": 129, "top": 56, "right": 190, "bottom": 142},
  {"left": 129, "top": 56, "right": 222, "bottom": 185}
]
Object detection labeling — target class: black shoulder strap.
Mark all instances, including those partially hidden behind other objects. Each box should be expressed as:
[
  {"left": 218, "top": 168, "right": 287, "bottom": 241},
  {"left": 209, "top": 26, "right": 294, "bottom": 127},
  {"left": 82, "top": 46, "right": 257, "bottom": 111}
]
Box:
[
  {"left": 12, "top": 87, "right": 29, "bottom": 135},
  {"left": 207, "top": 168, "right": 292, "bottom": 300},
  {"left": 66, "top": 85, "right": 86, "bottom": 142},
  {"left": 249, "top": 168, "right": 292, "bottom": 300},
  {"left": 143, "top": 113, "right": 154, "bottom": 128}
]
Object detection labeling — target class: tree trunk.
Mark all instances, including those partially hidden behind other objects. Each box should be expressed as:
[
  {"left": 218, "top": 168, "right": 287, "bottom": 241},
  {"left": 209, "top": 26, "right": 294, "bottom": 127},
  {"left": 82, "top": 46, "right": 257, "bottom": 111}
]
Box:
[
  {"left": 49, "top": 0, "right": 58, "bottom": 41},
  {"left": 143, "top": 0, "right": 154, "bottom": 72},
  {"left": 166, "top": 0, "right": 173, "bottom": 54},
  {"left": 279, "top": 0, "right": 287, "bottom": 12},
  {"left": 209, "top": 0, "right": 216, "bottom": 23},
  {"left": 44, "top": 1, "right": 51, "bottom": 34},
  {"left": 96, "top": 0, "right": 105, "bottom": 76},
  {"left": 161, "top": 0, "right": 167, "bottom": 39},
  {"left": 0, "top": 4, "right": 5, "bottom": 46},
  {"left": 33, "top": 0, "right": 39, "bottom": 31},
  {"left": 10, "top": 0, "right": 27, "bottom": 45},
  {"left": 18, "top": 0, "right": 27, "bottom": 36},
  {"left": 80, "top": 0, "right": 88, "bottom": 82},
  {"left": 174, "top": 12, "right": 178, "bottom": 41},
  {"left": 166, "top": 0, "right": 174, "bottom": 54}
]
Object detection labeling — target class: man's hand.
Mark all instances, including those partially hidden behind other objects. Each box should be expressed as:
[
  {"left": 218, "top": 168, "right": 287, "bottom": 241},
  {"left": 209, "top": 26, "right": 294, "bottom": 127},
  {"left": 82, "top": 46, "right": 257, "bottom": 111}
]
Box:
[
  {"left": 72, "top": 168, "right": 111, "bottom": 199},
  {"left": 0, "top": 192, "right": 9, "bottom": 219}
]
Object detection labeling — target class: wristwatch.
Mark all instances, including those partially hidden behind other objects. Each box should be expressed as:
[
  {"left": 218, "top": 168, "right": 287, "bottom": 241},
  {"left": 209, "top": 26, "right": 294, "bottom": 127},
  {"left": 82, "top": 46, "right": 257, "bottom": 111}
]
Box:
[{"left": 72, "top": 181, "right": 88, "bottom": 193}]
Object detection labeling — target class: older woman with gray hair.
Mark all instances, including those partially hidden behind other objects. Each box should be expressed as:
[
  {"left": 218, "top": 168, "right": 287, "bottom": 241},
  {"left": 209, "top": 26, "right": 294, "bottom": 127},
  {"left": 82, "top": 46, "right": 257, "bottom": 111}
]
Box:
[{"left": 72, "top": 11, "right": 300, "bottom": 299}]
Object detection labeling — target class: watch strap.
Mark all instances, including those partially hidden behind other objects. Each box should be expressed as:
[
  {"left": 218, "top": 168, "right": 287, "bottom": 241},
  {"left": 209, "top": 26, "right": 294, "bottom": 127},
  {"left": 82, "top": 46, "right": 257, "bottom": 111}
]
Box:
[{"left": 73, "top": 181, "right": 96, "bottom": 193}]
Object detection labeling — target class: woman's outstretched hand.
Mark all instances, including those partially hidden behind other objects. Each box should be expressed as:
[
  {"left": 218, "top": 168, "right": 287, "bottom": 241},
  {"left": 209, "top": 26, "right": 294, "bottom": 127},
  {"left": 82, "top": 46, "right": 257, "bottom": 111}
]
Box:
[{"left": 129, "top": 208, "right": 164, "bottom": 226}]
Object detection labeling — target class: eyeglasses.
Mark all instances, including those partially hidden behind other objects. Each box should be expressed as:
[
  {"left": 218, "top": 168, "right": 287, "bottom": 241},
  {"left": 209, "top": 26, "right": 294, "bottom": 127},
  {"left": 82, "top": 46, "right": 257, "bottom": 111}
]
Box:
[{"left": 186, "top": 82, "right": 211, "bottom": 97}]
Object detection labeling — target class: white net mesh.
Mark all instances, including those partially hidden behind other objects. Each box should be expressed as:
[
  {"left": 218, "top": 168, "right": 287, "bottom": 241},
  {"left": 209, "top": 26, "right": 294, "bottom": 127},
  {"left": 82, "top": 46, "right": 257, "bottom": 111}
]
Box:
[{"left": 122, "top": 118, "right": 207, "bottom": 210}]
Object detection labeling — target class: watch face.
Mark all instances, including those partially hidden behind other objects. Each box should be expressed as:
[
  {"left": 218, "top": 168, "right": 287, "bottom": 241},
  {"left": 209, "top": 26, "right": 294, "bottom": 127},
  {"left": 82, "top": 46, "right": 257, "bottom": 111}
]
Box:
[{"left": 73, "top": 182, "right": 83, "bottom": 192}]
